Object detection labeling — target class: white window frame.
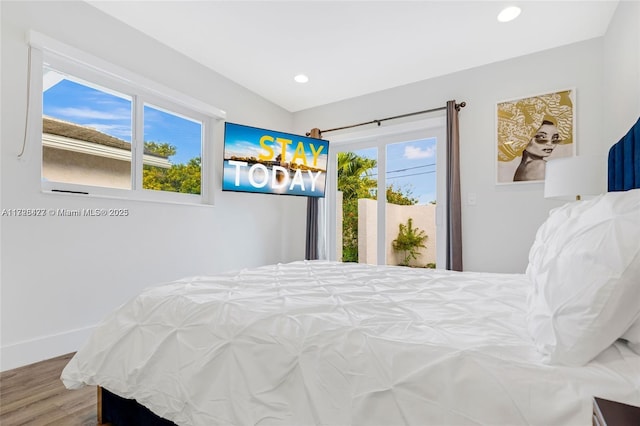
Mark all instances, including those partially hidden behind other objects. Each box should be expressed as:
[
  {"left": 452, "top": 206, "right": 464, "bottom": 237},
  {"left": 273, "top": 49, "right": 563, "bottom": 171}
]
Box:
[
  {"left": 325, "top": 116, "right": 447, "bottom": 266},
  {"left": 27, "top": 31, "right": 226, "bottom": 205}
]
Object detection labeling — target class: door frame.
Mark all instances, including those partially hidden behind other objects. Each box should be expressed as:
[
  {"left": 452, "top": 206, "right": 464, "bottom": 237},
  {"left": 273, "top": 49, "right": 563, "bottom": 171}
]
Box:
[{"left": 324, "top": 115, "right": 447, "bottom": 266}]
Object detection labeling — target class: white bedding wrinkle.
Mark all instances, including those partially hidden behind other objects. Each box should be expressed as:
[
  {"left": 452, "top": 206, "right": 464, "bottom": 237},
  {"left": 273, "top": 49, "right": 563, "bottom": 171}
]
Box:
[{"left": 62, "top": 261, "right": 640, "bottom": 425}]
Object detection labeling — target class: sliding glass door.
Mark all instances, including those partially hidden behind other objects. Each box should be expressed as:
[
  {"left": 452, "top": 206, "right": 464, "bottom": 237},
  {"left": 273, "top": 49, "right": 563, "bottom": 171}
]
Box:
[{"left": 327, "top": 117, "right": 446, "bottom": 267}]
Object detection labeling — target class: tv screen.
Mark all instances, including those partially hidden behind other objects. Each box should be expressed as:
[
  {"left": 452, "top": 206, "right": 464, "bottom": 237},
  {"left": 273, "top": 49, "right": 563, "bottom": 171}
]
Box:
[{"left": 222, "top": 122, "right": 329, "bottom": 197}]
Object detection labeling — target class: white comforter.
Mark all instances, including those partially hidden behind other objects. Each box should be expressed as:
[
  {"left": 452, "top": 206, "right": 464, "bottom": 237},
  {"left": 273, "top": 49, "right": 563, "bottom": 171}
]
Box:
[{"left": 62, "top": 261, "right": 640, "bottom": 425}]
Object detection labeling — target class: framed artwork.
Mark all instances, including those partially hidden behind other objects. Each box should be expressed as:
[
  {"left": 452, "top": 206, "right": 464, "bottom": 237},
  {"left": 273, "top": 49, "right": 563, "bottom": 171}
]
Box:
[{"left": 496, "top": 89, "right": 575, "bottom": 184}]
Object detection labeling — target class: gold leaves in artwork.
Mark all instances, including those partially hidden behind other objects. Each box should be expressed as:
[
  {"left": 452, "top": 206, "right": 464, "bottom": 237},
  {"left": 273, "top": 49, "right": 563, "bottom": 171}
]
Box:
[{"left": 497, "top": 90, "right": 573, "bottom": 162}]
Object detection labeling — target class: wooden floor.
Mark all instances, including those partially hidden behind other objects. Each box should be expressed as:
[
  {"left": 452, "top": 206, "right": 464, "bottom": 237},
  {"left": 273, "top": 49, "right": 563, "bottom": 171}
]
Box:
[{"left": 0, "top": 353, "right": 97, "bottom": 425}]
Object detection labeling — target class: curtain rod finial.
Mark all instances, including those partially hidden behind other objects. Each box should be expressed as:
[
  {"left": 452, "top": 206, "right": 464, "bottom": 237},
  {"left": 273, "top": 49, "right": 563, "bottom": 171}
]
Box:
[{"left": 308, "top": 128, "right": 322, "bottom": 139}]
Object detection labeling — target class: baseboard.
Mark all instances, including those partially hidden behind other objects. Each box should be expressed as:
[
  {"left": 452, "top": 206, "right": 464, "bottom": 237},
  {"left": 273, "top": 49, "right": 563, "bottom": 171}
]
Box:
[{"left": 1, "top": 324, "right": 95, "bottom": 371}]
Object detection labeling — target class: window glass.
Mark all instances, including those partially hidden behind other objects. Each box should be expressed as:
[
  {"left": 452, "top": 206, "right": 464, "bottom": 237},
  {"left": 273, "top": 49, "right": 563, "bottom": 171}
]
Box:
[
  {"left": 42, "top": 69, "right": 132, "bottom": 189},
  {"left": 385, "top": 139, "right": 437, "bottom": 268},
  {"left": 336, "top": 147, "right": 378, "bottom": 263},
  {"left": 333, "top": 137, "right": 440, "bottom": 267},
  {"left": 142, "top": 104, "right": 203, "bottom": 195}
]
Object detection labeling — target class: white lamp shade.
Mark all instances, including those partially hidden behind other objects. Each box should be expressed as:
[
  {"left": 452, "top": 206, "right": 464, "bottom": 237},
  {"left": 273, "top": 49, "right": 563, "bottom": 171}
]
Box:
[{"left": 544, "top": 155, "right": 605, "bottom": 200}]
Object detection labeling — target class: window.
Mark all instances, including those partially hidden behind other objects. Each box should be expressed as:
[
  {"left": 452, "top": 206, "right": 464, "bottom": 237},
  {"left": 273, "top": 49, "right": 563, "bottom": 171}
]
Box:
[
  {"left": 142, "top": 104, "right": 203, "bottom": 195},
  {"left": 30, "top": 31, "right": 225, "bottom": 204}
]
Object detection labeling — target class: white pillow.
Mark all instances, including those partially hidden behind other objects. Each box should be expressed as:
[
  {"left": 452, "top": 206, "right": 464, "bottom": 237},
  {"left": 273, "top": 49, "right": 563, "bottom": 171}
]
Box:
[{"left": 526, "top": 189, "right": 640, "bottom": 366}]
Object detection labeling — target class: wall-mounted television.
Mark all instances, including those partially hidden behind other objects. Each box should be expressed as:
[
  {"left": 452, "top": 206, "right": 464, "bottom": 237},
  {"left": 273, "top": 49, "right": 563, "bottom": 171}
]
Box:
[{"left": 222, "top": 122, "right": 329, "bottom": 198}]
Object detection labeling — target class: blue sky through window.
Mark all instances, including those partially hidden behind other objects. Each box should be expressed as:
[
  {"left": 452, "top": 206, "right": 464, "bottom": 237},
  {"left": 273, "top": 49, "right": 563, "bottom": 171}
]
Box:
[
  {"left": 43, "top": 79, "right": 132, "bottom": 140},
  {"left": 353, "top": 138, "right": 437, "bottom": 205},
  {"left": 143, "top": 105, "right": 202, "bottom": 165},
  {"left": 43, "top": 79, "right": 202, "bottom": 165}
]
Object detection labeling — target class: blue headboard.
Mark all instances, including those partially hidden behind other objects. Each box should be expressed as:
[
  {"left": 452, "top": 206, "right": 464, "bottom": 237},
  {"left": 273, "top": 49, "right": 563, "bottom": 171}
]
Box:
[{"left": 608, "top": 117, "right": 640, "bottom": 191}]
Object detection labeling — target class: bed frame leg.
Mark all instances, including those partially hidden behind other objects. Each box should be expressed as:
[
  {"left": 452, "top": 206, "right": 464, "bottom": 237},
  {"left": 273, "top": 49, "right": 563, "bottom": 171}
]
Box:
[{"left": 97, "top": 385, "right": 105, "bottom": 425}]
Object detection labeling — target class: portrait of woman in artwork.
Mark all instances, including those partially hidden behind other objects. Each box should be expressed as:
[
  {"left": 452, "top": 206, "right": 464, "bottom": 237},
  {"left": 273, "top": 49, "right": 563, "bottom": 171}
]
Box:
[
  {"left": 513, "top": 118, "right": 562, "bottom": 181},
  {"left": 496, "top": 90, "right": 575, "bottom": 184}
]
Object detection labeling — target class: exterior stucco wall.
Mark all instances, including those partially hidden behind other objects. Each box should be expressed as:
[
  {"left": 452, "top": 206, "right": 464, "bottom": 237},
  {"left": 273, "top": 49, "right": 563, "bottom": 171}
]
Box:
[
  {"left": 358, "top": 198, "right": 437, "bottom": 267},
  {"left": 43, "top": 147, "right": 131, "bottom": 189}
]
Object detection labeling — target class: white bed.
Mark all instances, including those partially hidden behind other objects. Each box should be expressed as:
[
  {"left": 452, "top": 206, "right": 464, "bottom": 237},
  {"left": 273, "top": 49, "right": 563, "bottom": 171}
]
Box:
[{"left": 62, "top": 251, "right": 639, "bottom": 424}]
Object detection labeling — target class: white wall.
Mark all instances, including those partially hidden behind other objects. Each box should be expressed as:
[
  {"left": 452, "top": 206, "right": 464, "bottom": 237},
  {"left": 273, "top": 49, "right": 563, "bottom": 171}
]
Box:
[
  {"left": 294, "top": 38, "right": 611, "bottom": 274},
  {"left": 603, "top": 0, "right": 640, "bottom": 142},
  {"left": 0, "top": 1, "right": 307, "bottom": 370}
]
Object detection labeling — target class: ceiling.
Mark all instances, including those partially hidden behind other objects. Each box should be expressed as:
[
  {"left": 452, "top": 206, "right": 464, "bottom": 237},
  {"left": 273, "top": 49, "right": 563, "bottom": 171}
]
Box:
[{"left": 87, "top": 1, "right": 619, "bottom": 113}]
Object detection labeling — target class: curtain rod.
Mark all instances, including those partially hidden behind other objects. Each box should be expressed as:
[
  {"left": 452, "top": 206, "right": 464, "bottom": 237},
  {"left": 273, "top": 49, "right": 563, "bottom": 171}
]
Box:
[{"left": 307, "top": 101, "right": 466, "bottom": 137}]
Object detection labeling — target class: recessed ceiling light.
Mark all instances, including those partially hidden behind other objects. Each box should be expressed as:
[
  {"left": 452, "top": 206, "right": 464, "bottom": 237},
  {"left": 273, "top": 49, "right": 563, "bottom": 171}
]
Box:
[
  {"left": 294, "top": 74, "right": 309, "bottom": 84},
  {"left": 497, "top": 6, "right": 521, "bottom": 23}
]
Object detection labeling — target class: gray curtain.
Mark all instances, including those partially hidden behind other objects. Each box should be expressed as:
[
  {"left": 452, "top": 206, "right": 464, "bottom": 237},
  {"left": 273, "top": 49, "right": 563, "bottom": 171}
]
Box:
[
  {"left": 305, "top": 128, "right": 322, "bottom": 260},
  {"left": 305, "top": 197, "right": 319, "bottom": 260},
  {"left": 446, "top": 101, "right": 463, "bottom": 271}
]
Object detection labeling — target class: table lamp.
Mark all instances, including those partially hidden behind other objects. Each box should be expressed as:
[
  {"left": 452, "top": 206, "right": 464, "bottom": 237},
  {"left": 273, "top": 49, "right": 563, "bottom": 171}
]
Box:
[{"left": 544, "top": 155, "right": 605, "bottom": 200}]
